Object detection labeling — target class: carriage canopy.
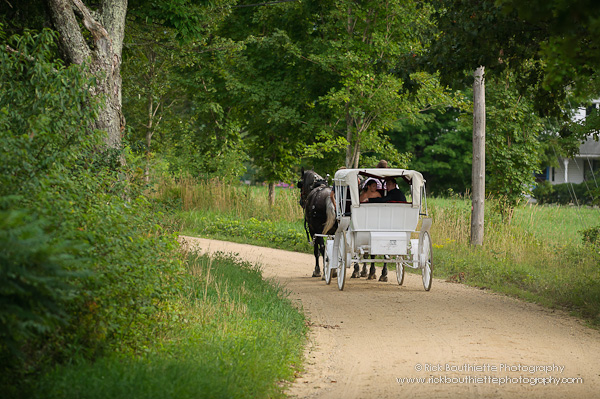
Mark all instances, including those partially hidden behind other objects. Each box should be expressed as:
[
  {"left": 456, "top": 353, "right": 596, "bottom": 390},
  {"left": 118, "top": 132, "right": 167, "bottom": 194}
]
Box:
[{"left": 333, "top": 168, "right": 425, "bottom": 209}]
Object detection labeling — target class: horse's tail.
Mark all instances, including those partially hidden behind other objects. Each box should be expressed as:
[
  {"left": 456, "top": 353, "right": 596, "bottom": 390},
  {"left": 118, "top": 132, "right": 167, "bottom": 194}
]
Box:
[{"left": 323, "top": 194, "right": 336, "bottom": 235}]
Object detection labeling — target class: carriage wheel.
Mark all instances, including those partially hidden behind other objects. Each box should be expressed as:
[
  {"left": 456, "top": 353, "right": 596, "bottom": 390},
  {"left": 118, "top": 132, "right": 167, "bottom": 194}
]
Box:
[
  {"left": 396, "top": 256, "right": 405, "bottom": 286},
  {"left": 324, "top": 240, "right": 332, "bottom": 285},
  {"left": 337, "top": 235, "right": 347, "bottom": 291},
  {"left": 420, "top": 231, "right": 433, "bottom": 291},
  {"left": 324, "top": 252, "right": 331, "bottom": 285}
]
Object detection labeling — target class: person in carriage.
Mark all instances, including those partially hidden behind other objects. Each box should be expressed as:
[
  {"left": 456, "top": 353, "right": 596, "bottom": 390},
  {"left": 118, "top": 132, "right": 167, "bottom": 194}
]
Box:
[
  {"left": 367, "top": 177, "right": 406, "bottom": 203},
  {"left": 359, "top": 179, "right": 382, "bottom": 203}
]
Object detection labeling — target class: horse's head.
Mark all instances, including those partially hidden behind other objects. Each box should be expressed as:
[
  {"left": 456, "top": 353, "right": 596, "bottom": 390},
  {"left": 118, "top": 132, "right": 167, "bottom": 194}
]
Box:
[{"left": 298, "top": 168, "right": 327, "bottom": 208}]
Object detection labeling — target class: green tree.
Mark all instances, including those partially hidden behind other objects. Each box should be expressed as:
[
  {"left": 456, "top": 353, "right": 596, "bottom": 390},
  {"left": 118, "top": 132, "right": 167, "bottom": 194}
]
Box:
[
  {"left": 485, "top": 68, "right": 546, "bottom": 219},
  {"left": 1, "top": 0, "right": 239, "bottom": 158},
  {"left": 304, "top": 0, "right": 454, "bottom": 168},
  {"left": 498, "top": 0, "right": 600, "bottom": 99},
  {"left": 210, "top": 0, "right": 456, "bottom": 200},
  {"left": 390, "top": 106, "right": 473, "bottom": 195},
  {"left": 0, "top": 27, "right": 99, "bottom": 385},
  {"left": 421, "top": 0, "right": 592, "bottom": 219},
  {"left": 498, "top": 0, "right": 600, "bottom": 138},
  {"left": 122, "top": 1, "right": 246, "bottom": 182},
  {"left": 0, "top": 28, "right": 185, "bottom": 394},
  {"left": 122, "top": 22, "right": 179, "bottom": 182},
  {"left": 425, "top": 0, "right": 599, "bottom": 134}
]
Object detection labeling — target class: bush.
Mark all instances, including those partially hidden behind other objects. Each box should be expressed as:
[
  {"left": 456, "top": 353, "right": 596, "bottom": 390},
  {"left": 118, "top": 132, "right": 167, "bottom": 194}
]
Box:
[
  {"left": 581, "top": 225, "right": 600, "bottom": 247},
  {"left": 0, "top": 27, "right": 185, "bottom": 395},
  {"left": 532, "top": 181, "right": 598, "bottom": 205},
  {"left": 0, "top": 209, "right": 81, "bottom": 361},
  {"left": 531, "top": 181, "right": 554, "bottom": 204}
]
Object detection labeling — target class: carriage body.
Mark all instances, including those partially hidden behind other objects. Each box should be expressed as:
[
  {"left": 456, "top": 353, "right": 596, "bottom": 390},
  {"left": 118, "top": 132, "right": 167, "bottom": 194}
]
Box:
[{"left": 323, "top": 168, "right": 433, "bottom": 291}]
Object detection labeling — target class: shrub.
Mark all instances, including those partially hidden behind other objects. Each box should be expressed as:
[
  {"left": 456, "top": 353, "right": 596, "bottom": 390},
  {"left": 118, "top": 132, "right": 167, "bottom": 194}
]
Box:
[
  {"left": 581, "top": 225, "right": 600, "bottom": 247},
  {"left": 0, "top": 209, "right": 81, "bottom": 361},
  {"left": 532, "top": 182, "right": 597, "bottom": 205},
  {"left": 0, "top": 27, "right": 185, "bottom": 395},
  {"left": 531, "top": 181, "right": 554, "bottom": 204}
]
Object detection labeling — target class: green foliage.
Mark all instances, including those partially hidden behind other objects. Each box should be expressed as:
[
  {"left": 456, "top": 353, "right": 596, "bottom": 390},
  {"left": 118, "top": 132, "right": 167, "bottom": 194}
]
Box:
[
  {"left": 0, "top": 28, "right": 100, "bottom": 193},
  {"left": 0, "top": 27, "right": 185, "bottom": 394},
  {"left": 0, "top": 2, "right": 47, "bottom": 35},
  {"left": 581, "top": 226, "right": 600, "bottom": 248},
  {"left": 485, "top": 69, "right": 546, "bottom": 218},
  {"left": 532, "top": 182, "right": 599, "bottom": 206},
  {"left": 0, "top": 28, "right": 99, "bottom": 378},
  {"left": 204, "top": 0, "right": 455, "bottom": 179},
  {"left": 425, "top": 0, "right": 599, "bottom": 144},
  {"left": 530, "top": 181, "right": 554, "bottom": 204},
  {"left": 1, "top": 26, "right": 307, "bottom": 397},
  {"left": 389, "top": 106, "right": 472, "bottom": 195},
  {"left": 498, "top": 0, "right": 600, "bottom": 102},
  {"left": 121, "top": 12, "right": 248, "bottom": 183},
  {"left": 0, "top": 209, "right": 81, "bottom": 359},
  {"left": 302, "top": 1, "right": 452, "bottom": 168},
  {"left": 425, "top": 1, "right": 545, "bottom": 83}
]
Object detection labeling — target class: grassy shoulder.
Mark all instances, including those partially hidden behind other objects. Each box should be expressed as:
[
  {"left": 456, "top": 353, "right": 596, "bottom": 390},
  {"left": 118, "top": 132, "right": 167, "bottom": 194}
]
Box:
[
  {"left": 35, "top": 251, "right": 307, "bottom": 399},
  {"left": 429, "top": 198, "right": 600, "bottom": 325},
  {"left": 178, "top": 209, "right": 313, "bottom": 254}
]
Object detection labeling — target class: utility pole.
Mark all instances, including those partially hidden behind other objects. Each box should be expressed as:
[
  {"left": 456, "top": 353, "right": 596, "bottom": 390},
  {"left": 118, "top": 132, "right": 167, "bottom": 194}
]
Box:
[{"left": 471, "top": 66, "right": 485, "bottom": 246}]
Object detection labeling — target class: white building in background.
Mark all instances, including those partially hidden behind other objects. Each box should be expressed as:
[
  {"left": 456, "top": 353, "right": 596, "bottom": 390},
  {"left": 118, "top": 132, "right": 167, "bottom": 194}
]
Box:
[{"left": 543, "top": 99, "right": 600, "bottom": 185}]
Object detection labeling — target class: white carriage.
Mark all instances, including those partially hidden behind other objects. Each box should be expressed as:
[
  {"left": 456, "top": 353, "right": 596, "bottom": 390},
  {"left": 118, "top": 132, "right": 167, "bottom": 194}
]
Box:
[{"left": 322, "top": 168, "right": 433, "bottom": 291}]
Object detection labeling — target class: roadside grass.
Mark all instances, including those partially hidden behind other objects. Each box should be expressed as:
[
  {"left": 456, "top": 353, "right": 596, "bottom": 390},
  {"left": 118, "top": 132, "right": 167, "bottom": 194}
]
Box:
[
  {"left": 429, "top": 197, "right": 600, "bottom": 325},
  {"left": 35, "top": 251, "right": 307, "bottom": 399},
  {"left": 159, "top": 177, "right": 311, "bottom": 253},
  {"left": 511, "top": 203, "right": 599, "bottom": 245},
  {"left": 161, "top": 180, "right": 600, "bottom": 327},
  {"left": 156, "top": 176, "right": 302, "bottom": 222},
  {"left": 178, "top": 209, "right": 312, "bottom": 254}
]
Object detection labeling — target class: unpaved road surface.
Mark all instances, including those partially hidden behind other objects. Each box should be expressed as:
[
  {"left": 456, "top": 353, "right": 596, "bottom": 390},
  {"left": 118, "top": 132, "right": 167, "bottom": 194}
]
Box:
[{"left": 181, "top": 236, "right": 600, "bottom": 399}]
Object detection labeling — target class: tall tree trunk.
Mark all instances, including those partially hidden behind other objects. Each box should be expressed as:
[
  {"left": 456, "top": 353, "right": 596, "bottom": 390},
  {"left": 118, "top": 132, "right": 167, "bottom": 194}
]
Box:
[
  {"left": 145, "top": 91, "right": 156, "bottom": 183},
  {"left": 344, "top": 7, "right": 355, "bottom": 169},
  {"left": 268, "top": 182, "right": 276, "bottom": 207},
  {"left": 47, "top": 0, "right": 127, "bottom": 150},
  {"left": 345, "top": 102, "right": 353, "bottom": 168},
  {"left": 471, "top": 66, "right": 486, "bottom": 246}
]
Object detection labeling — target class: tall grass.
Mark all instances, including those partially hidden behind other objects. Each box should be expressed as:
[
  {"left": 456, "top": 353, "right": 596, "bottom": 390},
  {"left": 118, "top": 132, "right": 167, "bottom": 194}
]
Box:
[
  {"left": 155, "top": 176, "right": 303, "bottom": 222},
  {"left": 429, "top": 196, "right": 600, "bottom": 324},
  {"left": 154, "top": 177, "right": 311, "bottom": 252}
]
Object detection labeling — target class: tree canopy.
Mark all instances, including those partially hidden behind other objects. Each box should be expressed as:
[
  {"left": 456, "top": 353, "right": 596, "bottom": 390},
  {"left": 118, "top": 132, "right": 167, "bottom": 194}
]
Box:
[{"left": 2, "top": 0, "right": 598, "bottom": 197}]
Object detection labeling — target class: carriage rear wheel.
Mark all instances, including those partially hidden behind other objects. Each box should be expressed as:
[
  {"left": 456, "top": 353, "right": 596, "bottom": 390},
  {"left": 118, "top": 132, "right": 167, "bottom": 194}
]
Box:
[
  {"left": 337, "top": 234, "right": 347, "bottom": 291},
  {"left": 421, "top": 231, "right": 433, "bottom": 291},
  {"left": 324, "top": 239, "right": 333, "bottom": 285},
  {"left": 324, "top": 251, "right": 332, "bottom": 285},
  {"left": 396, "top": 256, "right": 405, "bottom": 286}
]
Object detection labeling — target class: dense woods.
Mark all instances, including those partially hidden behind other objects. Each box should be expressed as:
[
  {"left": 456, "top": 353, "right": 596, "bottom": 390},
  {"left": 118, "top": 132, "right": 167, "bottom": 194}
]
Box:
[{"left": 1, "top": 0, "right": 599, "bottom": 396}]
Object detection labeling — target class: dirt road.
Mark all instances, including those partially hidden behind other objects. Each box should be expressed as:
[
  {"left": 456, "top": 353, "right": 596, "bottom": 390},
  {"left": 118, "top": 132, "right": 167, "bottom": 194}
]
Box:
[{"left": 180, "top": 236, "right": 600, "bottom": 399}]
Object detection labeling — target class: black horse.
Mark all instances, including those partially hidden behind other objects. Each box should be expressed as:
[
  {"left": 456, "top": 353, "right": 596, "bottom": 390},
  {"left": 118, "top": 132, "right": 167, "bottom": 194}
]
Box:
[{"left": 298, "top": 169, "right": 337, "bottom": 277}]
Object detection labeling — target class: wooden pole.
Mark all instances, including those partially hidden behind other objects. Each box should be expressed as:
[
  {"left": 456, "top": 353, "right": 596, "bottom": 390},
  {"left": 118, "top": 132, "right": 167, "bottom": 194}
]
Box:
[{"left": 471, "top": 66, "right": 486, "bottom": 246}]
